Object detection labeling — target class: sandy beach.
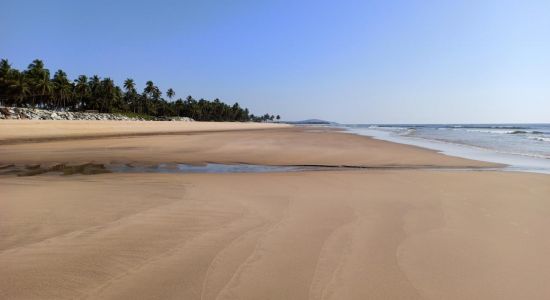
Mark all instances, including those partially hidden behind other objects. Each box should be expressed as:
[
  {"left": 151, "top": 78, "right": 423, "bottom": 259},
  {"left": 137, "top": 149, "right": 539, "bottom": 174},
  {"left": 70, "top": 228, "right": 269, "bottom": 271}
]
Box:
[
  {"left": 1, "top": 121, "right": 550, "bottom": 299},
  {"left": 0, "top": 120, "right": 495, "bottom": 168}
]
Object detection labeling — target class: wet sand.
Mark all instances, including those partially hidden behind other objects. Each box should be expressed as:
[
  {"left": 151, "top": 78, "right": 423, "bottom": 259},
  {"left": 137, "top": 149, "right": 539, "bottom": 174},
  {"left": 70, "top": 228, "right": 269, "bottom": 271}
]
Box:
[
  {"left": 1, "top": 121, "right": 549, "bottom": 299},
  {"left": 0, "top": 121, "right": 495, "bottom": 168}
]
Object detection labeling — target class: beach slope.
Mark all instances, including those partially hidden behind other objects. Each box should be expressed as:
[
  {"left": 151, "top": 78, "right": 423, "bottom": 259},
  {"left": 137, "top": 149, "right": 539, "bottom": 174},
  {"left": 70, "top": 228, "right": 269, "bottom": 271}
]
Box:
[{"left": 1, "top": 121, "right": 549, "bottom": 300}]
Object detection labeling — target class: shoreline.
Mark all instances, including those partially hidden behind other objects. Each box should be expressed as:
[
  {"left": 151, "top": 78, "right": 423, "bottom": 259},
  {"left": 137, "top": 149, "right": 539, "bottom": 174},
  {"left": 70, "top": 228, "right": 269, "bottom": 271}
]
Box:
[
  {"left": 0, "top": 121, "right": 498, "bottom": 168},
  {"left": 342, "top": 125, "right": 550, "bottom": 175},
  {"left": 2, "top": 121, "right": 550, "bottom": 299}
]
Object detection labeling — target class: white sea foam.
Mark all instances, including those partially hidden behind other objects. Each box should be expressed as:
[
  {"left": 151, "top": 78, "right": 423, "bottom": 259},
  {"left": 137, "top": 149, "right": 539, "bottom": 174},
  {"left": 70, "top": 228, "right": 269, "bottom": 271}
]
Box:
[
  {"left": 342, "top": 124, "right": 550, "bottom": 174},
  {"left": 465, "top": 129, "right": 516, "bottom": 134},
  {"left": 527, "top": 136, "right": 550, "bottom": 142}
]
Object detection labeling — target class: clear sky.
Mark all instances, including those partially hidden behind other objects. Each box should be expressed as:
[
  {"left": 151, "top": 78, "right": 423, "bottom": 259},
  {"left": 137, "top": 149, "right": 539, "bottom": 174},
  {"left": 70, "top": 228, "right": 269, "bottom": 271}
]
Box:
[{"left": 2, "top": 0, "right": 549, "bottom": 123}]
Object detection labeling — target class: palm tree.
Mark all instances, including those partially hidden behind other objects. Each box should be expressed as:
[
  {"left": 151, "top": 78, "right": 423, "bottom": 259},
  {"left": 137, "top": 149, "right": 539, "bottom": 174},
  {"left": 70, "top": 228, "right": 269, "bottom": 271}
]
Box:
[
  {"left": 26, "top": 59, "right": 46, "bottom": 78},
  {"left": 0, "top": 59, "right": 12, "bottom": 104},
  {"left": 25, "top": 59, "right": 51, "bottom": 106},
  {"left": 9, "top": 72, "right": 31, "bottom": 107},
  {"left": 34, "top": 73, "right": 53, "bottom": 107},
  {"left": 166, "top": 88, "right": 175, "bottom": 101},
  {"left": 52, "top": 70, "right": 72, "bottom": 109},
  {"left": 152, "top": 87, "right": 161, "bottom": 100},
  {"left": 74, "top": 75, "right": 89, "bottom": 109},
  {"left": 143, "top": 81, "right": 155, "bottom": 114},
  {"left": 123, "top": 78, "right": 137, "bottom": 112},
  {"left": 0, "top": 59, "right": 11, "bottom": 78},
  {"left": 99, "top": 78, "right": 117, "bottom": 112},
  {"left": 143, "top": 81, "right": 161, "bottom": 114},
  {"left": 123, "top": 78, "right": 135, "bottom": 93},
  {"left": 87, "top": 75, "right": 101, "bottom": 110},
  {"left": 0, "top": 58, "right": 272, "bottom": 122},
  {"left": 144, "top": 81, "right": 155, "bottom": 95},
  {"left": 89, "top": 75, "right": 101, "bottom": 87}
]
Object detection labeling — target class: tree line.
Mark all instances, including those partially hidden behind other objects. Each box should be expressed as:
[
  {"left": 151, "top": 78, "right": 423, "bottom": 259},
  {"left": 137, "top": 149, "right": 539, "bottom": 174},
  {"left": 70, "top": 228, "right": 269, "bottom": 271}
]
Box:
[{"left": 0, "top": 59, "right": 280, "bottom": 122}]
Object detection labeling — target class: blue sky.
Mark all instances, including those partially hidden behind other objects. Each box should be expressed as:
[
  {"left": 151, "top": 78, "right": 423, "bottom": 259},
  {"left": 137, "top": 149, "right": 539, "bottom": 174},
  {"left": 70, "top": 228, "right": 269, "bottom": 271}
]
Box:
[{"left": 2, "top": 0, "right": 549, "bottom": 123}]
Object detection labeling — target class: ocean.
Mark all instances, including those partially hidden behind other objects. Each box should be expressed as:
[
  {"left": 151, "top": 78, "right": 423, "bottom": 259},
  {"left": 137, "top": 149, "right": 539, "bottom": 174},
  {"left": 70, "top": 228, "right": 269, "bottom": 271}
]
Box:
[{"left": 343, "top": 124, "right": 550, "bottom": 174}]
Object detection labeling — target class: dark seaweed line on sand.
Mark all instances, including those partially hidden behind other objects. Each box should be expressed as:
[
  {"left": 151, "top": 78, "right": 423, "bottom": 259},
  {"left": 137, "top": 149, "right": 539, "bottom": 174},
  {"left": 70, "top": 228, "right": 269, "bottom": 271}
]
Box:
[
  {"left": 286, "top": 164, "right": 500, "bottom": 171},
  {"left": 0, "top": 162, "right": 503, "bottom": 177}
]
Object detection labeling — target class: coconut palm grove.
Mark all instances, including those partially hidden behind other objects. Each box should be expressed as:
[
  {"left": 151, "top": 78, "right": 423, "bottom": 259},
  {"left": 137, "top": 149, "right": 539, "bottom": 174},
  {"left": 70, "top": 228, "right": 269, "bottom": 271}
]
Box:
[{"left": 0, "top": 59, "right": 280, "bottom": 122}]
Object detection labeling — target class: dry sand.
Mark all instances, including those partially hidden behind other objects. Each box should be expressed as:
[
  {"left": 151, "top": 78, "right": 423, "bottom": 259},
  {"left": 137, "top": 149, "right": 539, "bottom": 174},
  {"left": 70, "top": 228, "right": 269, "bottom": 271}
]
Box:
[
  {"left": 0, "top": 121, "right": 494, "bottom": 168},
  {"left": 1, "top": 121, "right": 549, "bottom": 299},
  {"left": 0, "top": 120, "right": 290, "bottom": 143}
]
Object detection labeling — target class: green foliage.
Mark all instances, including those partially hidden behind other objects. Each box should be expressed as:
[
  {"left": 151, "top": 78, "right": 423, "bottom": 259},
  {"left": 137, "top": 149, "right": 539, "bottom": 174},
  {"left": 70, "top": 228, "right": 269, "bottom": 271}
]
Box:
[{"left": 0, "top": 58, "right": 279, "bottom": 122}]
